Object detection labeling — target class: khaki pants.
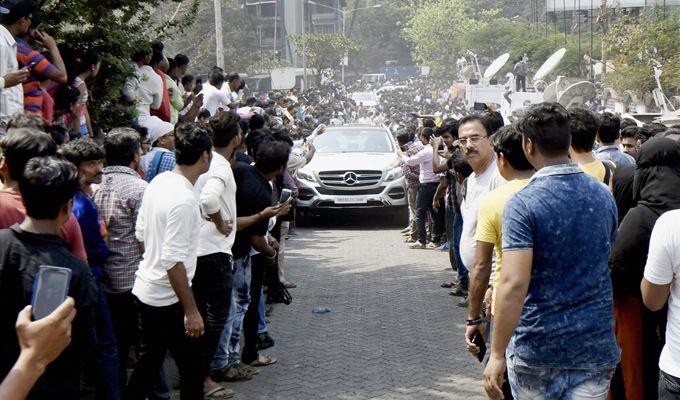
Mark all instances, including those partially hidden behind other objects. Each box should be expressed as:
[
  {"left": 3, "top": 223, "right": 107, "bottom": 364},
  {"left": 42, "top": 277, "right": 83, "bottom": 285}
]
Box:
[
  {"left": 407, "top": 186, "right": 418, "bottom": 240},
  {"left": 278, "top": 221, "right": 289, "bottom": 282}
]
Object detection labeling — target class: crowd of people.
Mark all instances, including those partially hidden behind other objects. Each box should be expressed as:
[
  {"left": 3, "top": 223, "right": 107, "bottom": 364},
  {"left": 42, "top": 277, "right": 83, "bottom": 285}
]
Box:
[{"left": 0, "top": 0, "right": 680, "bottom": 399}]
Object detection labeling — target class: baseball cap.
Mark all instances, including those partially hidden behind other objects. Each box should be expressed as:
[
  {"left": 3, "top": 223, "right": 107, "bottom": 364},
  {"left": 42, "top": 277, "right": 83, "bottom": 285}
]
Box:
[
  {"left": 0, "top": 1, "right": 8, "bottom": 14},
  {"left": 2, "top": 0, "right": 35, "bottom": 23}
]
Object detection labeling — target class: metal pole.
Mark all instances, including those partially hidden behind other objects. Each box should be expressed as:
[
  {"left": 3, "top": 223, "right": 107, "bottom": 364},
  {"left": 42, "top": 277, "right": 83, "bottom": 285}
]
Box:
[
  {"left": 554, "top": 0, "right": 557, "bottom": 40},
  {"left": 578, "top": 0, "right": 581, "bottom": 77},
  {"left": 273, "top": 0, "right": 278, "bottom": 59},
  {"left": 301, "top": 0, "right": 307, "bottom": 92},
  {"left": 545, "top": 0, "right": 549, "bottom": 36},
  {"left": 341, "top": 12, "right": 346, "bottom": 83},
  {"left": 563, "top": 0, "right": 568, "bottom": 44},
  {"left": 590, "top": 0, "right": 594, "bottom": 81},
  {"left": 213, "top": 0, "right": 224, "bottom": 69}
]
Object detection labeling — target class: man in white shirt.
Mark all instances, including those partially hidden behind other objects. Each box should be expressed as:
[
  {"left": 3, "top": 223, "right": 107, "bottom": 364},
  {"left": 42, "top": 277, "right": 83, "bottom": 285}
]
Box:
[
  {"left": 458, "top": 115, "right": 506, "bottom": 302},
  {"left": 200, "top": 69, "right": 230, "bottom": 117},
  {"left": 641, "top": 209, "right": 680, "bottom": 399},
  {"left": 399, "top": 127, "right": 445, "bottom": 249},
  {"left": 127, "top": 123, "right": 212, "bottom": 400},
  {"left": 193, "top": 112, "right": 241, "bottom": 397},
  {"left": 0, "top": 2, "right": 31, "bottom": 128}
]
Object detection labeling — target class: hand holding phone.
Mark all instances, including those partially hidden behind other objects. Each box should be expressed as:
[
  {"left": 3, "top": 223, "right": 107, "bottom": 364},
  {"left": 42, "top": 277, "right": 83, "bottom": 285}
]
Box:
[
  {"left": 280, "top": 188, "right": 292, "bottom": 204},
  {"left": 31, "top": 266, "right": 72, "bottom": 320}
]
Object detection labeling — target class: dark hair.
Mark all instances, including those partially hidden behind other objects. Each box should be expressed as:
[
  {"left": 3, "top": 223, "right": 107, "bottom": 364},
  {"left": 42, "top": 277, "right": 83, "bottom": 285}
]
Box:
[
  {"left": 568, "top": 107, "right": 599, "bottom": 153},
  {"left": 174, "top": 54, "right": 189, "bottom": 68},
  {"left": 7, "top": 114, "right": 49, "bottom": 132},
  {"left": 437, "top": 121, "right": 459, "bottom": 138},
  {"left": 53, "top": 84, "right": 81, "bottom": 112},
  {"left": 150, "top": 42, "right": 164, "bottom": 66},
  {"left": 458, "top": 114, "right": 493, "bottom": 137},
  {"left": 226, "top": 73, "right": 240, "bottom": 83},
  {"left": 209, "top": 69, "right": 225, "bottom": 87},
  {"left": 0, "top": 128, "right": 57, "bottom": 181},
  {"left": 620, "top": 118, "right": 637, "bottom": 130},
  {"left": 19, "top": 156, "right": 80, "bottom": 220},
  {"left": 71, "top": 49, "right": 100, "bottom": 77},
  {"left": 396, "top": 131, "right": 411, "bottom": 146},
  {"left": 517, "top": 102, "right": 571, "bottom": 157},
  {"left": 60, "top": 137, "right": 105, "bottom": 166},
  {"left": 420, "top": 127, "right": 434, "bottom": 141},
  {"left": 642, "top": 123, "right": 667, "bottom": 139},
  {"left": 598, "top": 112, "right": 620, "bottom": 144},
  {"left": 131, "top": 43, "right": 152, "bottom": 63},
  {"left": 449, "top": 150, "right": 473, "bottom": 178},
  {"left": 181, "top": 74, "right": 195, "bottom": 86},
  {"left": 173, "top": 123, "right": 212, "bottom": 165},
  {"left": 105, "top": 128, "right": 141, "bottom": 167},
  {"left": 209, "top": 112, "right": 241, "bottom": 148},
  {"left": 49, "top": 125, "right": 68, "bottom": 145},
  {"left": 197, "top": 109, "right": 211, "bottom": 120},
  {"left": 422, "top": 118, "right": 436, "bottom": 128},
  {"left": 255, "top": 140, "right": 291, "bottom": 174},
  {"left": 485, "top": 111, "right": 505, "bottom": 133},
  {"left": 492, "top": 124, "right": 534, "bottom": 171},
  {"left": 249, "top": 114, "right": 266, "bottom": 131},
  {"left": 245, "top": 128, "right": 272, "bottom": 156},
  {"left": 167, "top": 57, "right": 176, "bottom": 73}
]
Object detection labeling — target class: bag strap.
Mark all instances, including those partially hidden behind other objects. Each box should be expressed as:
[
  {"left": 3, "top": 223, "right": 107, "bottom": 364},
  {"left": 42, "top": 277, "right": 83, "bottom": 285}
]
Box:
[
  {"left": 147, "top": 150, "right": 165, "bottom": 182},
  {"left": 602, "top": 160, "right": 615, "bottom": 186}
]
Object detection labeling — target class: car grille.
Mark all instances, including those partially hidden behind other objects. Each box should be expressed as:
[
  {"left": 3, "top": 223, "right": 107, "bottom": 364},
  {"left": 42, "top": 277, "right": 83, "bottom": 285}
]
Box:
[{"left": 318, "top": 170, "right": 383, "bottom": 188}]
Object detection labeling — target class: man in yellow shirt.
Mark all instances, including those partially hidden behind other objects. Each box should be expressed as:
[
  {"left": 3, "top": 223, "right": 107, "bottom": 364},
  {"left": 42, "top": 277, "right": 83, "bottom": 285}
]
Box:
[
  {"left": 568, "top": 107, "right": 615, "bottom": 185},
  {"left": 465, "top": 124, "right": 534, "bottom": 369}
]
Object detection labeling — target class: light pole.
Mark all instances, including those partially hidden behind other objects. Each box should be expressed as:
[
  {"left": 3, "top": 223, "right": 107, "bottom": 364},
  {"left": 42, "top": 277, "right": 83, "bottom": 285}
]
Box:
[
  {"left": 213, "top": 0, "right": 224, "bottom": 69},
  {"left": 307, "top": 1, "right": 381, "bottom": 83}
]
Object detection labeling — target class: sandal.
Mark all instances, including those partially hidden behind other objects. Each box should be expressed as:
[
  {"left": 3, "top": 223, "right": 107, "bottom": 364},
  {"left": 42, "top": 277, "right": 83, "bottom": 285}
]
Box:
[
  {"left": 247, "top": 354, "right": 278, "bottom": 367},
  {"left": 204, "top": 386, "right": 235, "bottom": 399},
  {"left": 441, "top": 281, "right": 454, "bottom": 288},
  {"left": 283, "top": 281, "right": 297, "bottom": 288},
  {"left": 211, "top": 366, "right": 253, "bottom": 382},
  {"left": 237, "top": 363, "right": 260, "bottom": 375}
]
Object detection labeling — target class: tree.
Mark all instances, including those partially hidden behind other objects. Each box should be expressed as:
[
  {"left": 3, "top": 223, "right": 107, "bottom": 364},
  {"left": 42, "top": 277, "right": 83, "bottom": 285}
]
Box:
[
  {"left": 39, "top": 0, "right": 200, "bottom": 129},
  {"left": 603, "top": 8, "right": 680, "bottom": 97},
  {"left": 289, "top": 33, "right": 360, "bottom": 84}
]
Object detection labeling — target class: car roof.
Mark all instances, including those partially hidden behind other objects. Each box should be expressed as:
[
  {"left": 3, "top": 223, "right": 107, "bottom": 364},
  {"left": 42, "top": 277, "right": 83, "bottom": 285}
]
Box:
[{"left": 324, "top": 125, "right": 388, "bottom": 132}]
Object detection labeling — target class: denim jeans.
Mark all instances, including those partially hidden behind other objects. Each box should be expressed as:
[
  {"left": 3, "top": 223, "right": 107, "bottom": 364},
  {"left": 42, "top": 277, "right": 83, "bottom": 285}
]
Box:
[
  {"left": 507, "top": 355, "right": 615, "bottom": 400},
  {"left": 452, "top": 211, "right": 468, "bottom": 288},
  {"left": 416, "top": 182, "right": 444, "bottom": 244},
  {"left": 211, "top": 256, "right": 250, "bottom": 371},
  {"left": 258, "top": 289, "right": 267, "bottom": 334},
  {"left": 241, "top": 254, "right": 266, "bottom": 364},
  {"left": 659, "top": 370, "right": 680, "bottom": 399},
  {"left": 89, "top": 280, "right": 121, "bottom": 400}
]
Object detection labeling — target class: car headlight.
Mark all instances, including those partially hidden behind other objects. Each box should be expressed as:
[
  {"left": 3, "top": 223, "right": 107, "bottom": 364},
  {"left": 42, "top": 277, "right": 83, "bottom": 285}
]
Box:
[
  {"left": 296, "top": 169, "right": 316, "bottom": 183},
  {"left": 385, "top": 167, "right": 403, "bottom": 182}
]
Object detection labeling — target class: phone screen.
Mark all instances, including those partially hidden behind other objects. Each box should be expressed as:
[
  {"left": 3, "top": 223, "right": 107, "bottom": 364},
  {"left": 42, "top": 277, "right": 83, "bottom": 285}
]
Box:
[
  {"left": 280, "top": 188, "right": 292, "bottom": 204},
  {"left": 31, "top": 266, "right": 71, "bottom": 320}
]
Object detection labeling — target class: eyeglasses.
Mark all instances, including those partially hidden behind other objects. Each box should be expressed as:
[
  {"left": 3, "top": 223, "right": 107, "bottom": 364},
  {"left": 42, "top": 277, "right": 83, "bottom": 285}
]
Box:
[{"left": 458, "top": 136, "right": 488, "bottom": 146}]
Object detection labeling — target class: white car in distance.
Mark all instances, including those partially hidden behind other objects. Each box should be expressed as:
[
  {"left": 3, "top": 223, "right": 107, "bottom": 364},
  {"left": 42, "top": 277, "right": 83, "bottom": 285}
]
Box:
[{"left": 295, "top": 125, "right": 407, "bottom": 221}]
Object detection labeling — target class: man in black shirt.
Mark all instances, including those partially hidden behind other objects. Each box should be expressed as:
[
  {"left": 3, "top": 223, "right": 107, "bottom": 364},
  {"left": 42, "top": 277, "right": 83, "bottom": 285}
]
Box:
[
  {"left": 211, "top": 134, "right": 290, "bottom": 379},
  {"left": 0, "top": 156, "right": 98, "bottom": 399}
]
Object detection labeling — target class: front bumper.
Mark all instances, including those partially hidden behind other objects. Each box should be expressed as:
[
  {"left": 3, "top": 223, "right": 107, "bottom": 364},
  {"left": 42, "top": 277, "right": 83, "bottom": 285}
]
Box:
[{"left": 296, "top": 176, "right": 407, "bottom": 210}]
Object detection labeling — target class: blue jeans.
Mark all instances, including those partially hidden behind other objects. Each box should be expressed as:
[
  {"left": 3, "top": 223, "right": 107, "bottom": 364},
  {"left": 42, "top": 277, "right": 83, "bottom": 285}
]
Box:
[
  {"left": 211, "top": 256, "right": 251, "bottom": 371},
  {"left": 90, "top": 280, "right": 121, "bottom": 400},
  {"left": 507, "top": 355, "right": 615, "bottom": 400},
  {"left": 452, "top": 211, "right": 468, "bottom": 288}
]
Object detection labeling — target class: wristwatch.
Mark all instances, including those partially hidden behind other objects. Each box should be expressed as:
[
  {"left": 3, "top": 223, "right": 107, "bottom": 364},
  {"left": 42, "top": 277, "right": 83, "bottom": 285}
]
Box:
[{"left": 466, "top": 317, "right": 484, "bottom": 326}]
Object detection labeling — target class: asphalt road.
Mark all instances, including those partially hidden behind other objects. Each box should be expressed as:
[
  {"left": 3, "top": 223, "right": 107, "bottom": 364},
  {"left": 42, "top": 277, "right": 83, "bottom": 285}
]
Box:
[{"left": 222, "top": 213, "right": 487, "bottom": 400}]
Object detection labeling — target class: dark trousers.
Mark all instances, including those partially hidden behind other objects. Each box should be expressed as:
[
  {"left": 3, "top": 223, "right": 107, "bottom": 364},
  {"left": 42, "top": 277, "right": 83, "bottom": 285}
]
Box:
[
  {"left": 127, "top": 301, "right": 203, "bottom": 400},
  {"left": 105, "top": 290, "right": 138, "bottom": 389},
  {"left": 416, "top": 182, "right": 444, "bottom": 244},
  {"left": 88, "top": 282, "right": 121, "bottom": 400},
  {"left": 453, "top": 211, "right": 468, "bottom": 288},
  {"left": 241, "top": 253, "right": 266, "bottom": 364},
  {"left": 660, "top": 371, "right": 680, "bottom": 399},
  {"left": 516, "top": 75, "right": 526, "bottom": 92},
  {"left": 192, "top": 253, "right": 233, "bottom": 376}
]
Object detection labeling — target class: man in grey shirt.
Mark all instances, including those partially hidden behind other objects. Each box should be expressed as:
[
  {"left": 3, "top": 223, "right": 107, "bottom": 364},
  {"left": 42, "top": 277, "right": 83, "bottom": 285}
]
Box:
[{"left": 594, "top": 112, "right": 635, "bottom": 166}]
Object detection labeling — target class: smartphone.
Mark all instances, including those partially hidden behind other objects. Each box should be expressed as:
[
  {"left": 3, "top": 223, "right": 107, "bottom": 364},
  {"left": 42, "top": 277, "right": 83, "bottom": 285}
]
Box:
[
  {"left": 31, "top": 266, "right": 71, "bottom": 320},
  {"left": 280, "top": 188, "right": 292, "bottom": 203},
  {"left": 473, "top": 102, "right": 486, "bottom": 112},
  {"left": 471, "top": 330, "right": 487, "bottom": 362}
]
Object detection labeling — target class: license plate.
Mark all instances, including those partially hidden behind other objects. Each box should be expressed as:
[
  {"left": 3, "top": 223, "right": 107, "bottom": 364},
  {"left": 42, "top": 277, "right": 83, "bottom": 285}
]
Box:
[{"left": 334, "top": 195, "right": 368, "bottom": 204}]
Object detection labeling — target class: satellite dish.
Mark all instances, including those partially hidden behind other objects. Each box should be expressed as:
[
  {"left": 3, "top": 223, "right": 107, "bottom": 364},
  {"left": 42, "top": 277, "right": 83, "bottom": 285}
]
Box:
[
  {"left": 534, "top": 48, "right": 567, "bottom": 81},
  {"left": 543, "top": 81, "right": 558, "bottom": 102},
  {"left": 557, "top": 81, "right": 596, "bottom": 108},
  {"left": 483, "top": 53, "right": 510, "bottom": 79}
]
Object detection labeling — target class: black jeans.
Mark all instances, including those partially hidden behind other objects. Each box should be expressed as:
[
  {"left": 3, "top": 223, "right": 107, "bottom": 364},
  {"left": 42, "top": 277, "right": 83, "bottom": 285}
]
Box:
[
  {"left": 416, "top": 182, "right": 444, "bottom": 245},
  {"left": 192, "top": 253, "right": 233, "bottom": 376},
  {"left": 241, "top": 253, "right": 266, "bottom": 364},
  {"left": 516, "top": 75, "right": 526, "bottom": 92},
  {"left": 105, "top": 290, "right": 138, "bottom": 388},
  {"left": 127, "top": 301, "right": 203, "bottom": 400},
  {"left": 660, "top": 370, "right": 680, "bottom": 399}
]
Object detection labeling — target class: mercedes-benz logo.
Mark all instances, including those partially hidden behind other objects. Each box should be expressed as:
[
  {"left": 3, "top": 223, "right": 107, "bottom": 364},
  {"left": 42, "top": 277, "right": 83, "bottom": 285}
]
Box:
[{"left": 343, "top": 172, "right": 358, "bottom": 185}]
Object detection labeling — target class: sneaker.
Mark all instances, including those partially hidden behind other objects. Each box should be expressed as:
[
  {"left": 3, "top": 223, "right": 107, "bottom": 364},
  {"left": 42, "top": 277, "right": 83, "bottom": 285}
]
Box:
[
  {"left": 449, "top": 284, "right": 468, "bottom": 297},
  {"left": 425, "top": 242, "right": 438, "bottom": 250},
  {"left": 457, "top": 296, "right": 469, "bottom": 308},
  {"left": 400, "top": 227, "right": 410, "bottom": 234},
  {"left": 404, "top": 238, "right": 417, "bottom": 243},
  {"left": 409, "top": 242, "right": 426, "bottom": 249},
  {"left": 257, "top": 332, "right": 275, "bottom": 350}
]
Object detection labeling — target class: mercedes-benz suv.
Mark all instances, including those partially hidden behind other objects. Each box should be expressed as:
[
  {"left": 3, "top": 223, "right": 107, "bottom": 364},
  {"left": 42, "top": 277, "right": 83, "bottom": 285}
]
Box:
[{"left": 295, "top": 125, "right": 407, "bottom": 218}]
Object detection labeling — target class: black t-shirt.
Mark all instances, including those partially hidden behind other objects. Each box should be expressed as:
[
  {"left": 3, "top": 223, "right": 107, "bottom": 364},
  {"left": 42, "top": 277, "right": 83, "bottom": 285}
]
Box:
[
  {"left": 0, "top": 225, "right": 98, "bottom": 399},
  {"left": 232, "top": 162, "right": 273, "bottom": 260}
]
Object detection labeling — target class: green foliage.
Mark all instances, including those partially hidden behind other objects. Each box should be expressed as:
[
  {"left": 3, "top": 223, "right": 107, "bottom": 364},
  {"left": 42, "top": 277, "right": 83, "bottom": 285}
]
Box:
[
  {"left": 289, "top": 33, "right": 360, "bottom": 83},
  {"left": 39, "top": 0, "right": 199, "bottom": 130},
  {"left": 604, "top": 9, "right": 680, "bottom": 96}
]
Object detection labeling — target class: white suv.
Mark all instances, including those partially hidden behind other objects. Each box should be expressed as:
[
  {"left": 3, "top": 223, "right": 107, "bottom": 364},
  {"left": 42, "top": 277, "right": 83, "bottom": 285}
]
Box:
[{"left": 295, "top": 125, "right": 407, "bottom": 217}]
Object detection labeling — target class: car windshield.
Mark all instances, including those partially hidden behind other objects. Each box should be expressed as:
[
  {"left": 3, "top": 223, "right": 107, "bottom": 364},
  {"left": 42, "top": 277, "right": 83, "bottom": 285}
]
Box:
[
  {"left": 314, "top": 129, "right": 394, "bottom": 154},
  {"left": 352, "top": 93, "right": 375, "bottom": 102}
]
